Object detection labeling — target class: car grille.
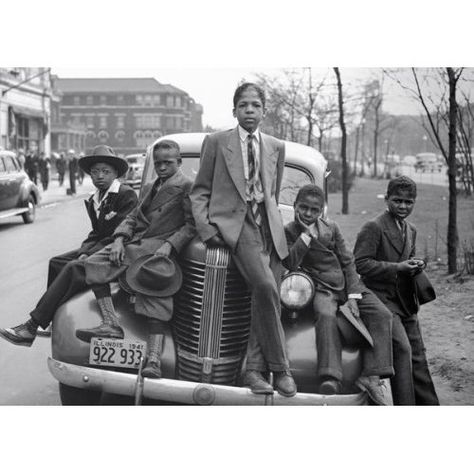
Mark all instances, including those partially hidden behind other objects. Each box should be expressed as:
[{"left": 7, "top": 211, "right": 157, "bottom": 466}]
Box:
[{"left": 174, "top": 247, "right": 251, "bottom": 385}]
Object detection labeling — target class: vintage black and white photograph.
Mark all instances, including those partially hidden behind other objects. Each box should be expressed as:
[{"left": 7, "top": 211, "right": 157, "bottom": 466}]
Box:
[{"left": 0, "top": 1, "right": 472, "bottom": 471}]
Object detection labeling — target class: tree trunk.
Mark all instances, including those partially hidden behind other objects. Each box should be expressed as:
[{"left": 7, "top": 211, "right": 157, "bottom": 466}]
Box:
[
  {"left": 334, "top": 67, "right": 349, "bottom": 214},
  {"left": 446, "top": 68, "right": 459, "bottom": 274},
  {"left": 373, "top": 101, "right": 381, "bottom": 177}
]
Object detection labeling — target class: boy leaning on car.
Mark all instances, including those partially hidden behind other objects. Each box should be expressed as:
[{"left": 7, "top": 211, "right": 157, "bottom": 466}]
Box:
[
  {"left": 190, "top": 82, "right": 296, "bottom": 397},
  {"left": 0, "top": 140, "right": 195, "bottom": 380},
  {"left": 283, "top": 184, "right": 394, "bottom": 404}
]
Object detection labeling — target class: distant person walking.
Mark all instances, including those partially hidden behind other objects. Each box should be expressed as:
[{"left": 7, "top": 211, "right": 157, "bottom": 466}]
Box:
[
  {"left": 77, "top": 151, "right": 85, "bottom": 185},
  {"left": 56, "top": 152, "right": 66, "bottom": 186},
  {"left": 39, "top": 152, "right": 51, "bottom": 191},
  {"left": 25, "top": 150, "right": 39, "bottom": 184},
  {"left": 17, "top": 148, "right": 26, "bottom": 170},
  {"left": 67, "top": 149, "right": 77, "bottom": 195}
]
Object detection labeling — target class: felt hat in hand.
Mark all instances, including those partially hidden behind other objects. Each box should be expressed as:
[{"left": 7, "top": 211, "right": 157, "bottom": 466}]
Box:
[
  {"left": 123, "top": 254, "right": 182, "bottom": 297},
  {"left": 336, "top": 302, "right": 374, "bottom": 348},
  {"left": 79, "top": 145, "right": 129, "bottom": 178}
]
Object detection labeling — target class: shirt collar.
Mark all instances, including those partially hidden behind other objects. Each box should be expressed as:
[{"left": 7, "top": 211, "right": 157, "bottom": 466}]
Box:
[
  {"left": 92, "top": 179, "right": 120, "bottom": 205},
  {"left": 238, "top": 125, "right": 260, "bottom": 143}
]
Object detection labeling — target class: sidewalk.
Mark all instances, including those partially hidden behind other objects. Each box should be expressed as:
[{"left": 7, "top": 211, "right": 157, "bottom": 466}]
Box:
[{"left": 39, "top": 177, "right": 96, "bottom": 207}]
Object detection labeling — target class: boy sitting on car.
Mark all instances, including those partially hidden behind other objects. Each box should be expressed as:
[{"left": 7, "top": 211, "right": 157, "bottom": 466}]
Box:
[{"left": 283, "top": 184, "right": 394, "bottom": 404}]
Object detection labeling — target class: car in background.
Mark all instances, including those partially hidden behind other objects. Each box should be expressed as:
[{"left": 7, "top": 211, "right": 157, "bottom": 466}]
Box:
[
  {"left": 48, "top": 133, "right": 368, "bottom": 406},
  {"left": 0, "top": 150, "right": 40, "bottom": 224},
  {"left": 122, "top": 153, "right": 146, "bottom": 188},
  {"left": 415, "top": 152, "right": 443, "bottom": 172}
]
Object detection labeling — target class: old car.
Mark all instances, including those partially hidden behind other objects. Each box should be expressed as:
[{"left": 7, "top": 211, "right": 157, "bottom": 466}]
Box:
[
  {"left": 0, "top": 150, "right": 40, "bottom": 224},
  {"left": 48, "top": 133, "right": 367, "bottom": 406},
  {"left": 122, "top": 153, "right": 146, "bottom": 188}
]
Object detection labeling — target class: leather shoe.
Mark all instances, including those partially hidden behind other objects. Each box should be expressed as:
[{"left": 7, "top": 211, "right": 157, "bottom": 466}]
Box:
[
  {"left": 244, "top": 370, "right": 274, "bottom": 395},
  {"left": 355, "top": 375, "right": 388, "bottom": 406},
  {"left": 75, "top": 323, "right": 124, "bottom": 343},
  {"left": 274, "top": 370, "right": 297, "bottom": 397},
  {"left": 0, "top": 320, "right": 38, "bottom": 347},
  {"left": 319, "top": 377, "right": 341, "bottom": 395}
]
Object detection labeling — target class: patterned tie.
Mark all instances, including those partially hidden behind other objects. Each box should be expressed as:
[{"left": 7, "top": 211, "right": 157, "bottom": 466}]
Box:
[{"left": 247, "top": 134, "right": 262, "bottom": 226}]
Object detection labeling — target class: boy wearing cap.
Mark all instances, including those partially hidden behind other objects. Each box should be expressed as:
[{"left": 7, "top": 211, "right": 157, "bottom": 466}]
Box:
[
  {"left": 284, "top": 184, "right": 393, "bottom": 404},
  {"left": 0, "top": 146, "right": 137, "bottom": 343},
  {"left": 354, "top": 176, "right": 439, "bottom": 405},
  {"left": 190, "top": 83, "right": 296, "bottom": 397}
]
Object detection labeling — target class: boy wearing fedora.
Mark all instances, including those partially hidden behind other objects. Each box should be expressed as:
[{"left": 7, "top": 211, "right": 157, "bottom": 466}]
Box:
[
  {"left": 284, "top": 184, "right": 393, "bottom": 404},
  {"left": 354, "top": 176, "right": 439, "bottom": 405},
  {"left": 75, "top": 139, "right": 195, "bottom": 378},
  {"left": 0, "top": 145, "right": 137, "bottom": 343},
  {"left": 191, "top": 83, "right": 296, "bottom": 397}
]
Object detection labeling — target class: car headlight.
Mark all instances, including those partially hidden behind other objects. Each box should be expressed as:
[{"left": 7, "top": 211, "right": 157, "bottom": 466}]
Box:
[{"left": 280, "top": 271, "right": 314, "bottom": 310}]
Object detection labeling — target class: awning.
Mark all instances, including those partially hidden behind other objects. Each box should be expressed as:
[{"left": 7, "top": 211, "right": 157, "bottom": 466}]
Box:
[{"left": 10, "top": 105, "right": 45, "bottom": 120}]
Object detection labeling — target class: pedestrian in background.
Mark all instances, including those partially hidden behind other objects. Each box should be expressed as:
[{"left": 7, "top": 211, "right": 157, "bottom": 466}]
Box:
[
  {"left": 39, "top": 152, "right": 51, "bottom": 191},
  {"left": 67, "top": 149, "right": 77, "bottom": 195},
  {"left": 56, "top": 152, "right": 66, "bottom": 186},
  {"left": 77, "top": 151, "right": 85, "bottom": 185},
  {"left": 17, "top": 148, "right": 26, "bottom": 169},
  {"left": 25, "top": 150, "right": 39, "bottom": 184}
]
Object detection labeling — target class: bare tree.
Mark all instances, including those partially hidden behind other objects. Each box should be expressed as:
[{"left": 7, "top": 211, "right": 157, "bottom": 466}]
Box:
[{"left": 334, "top": 67, "right": 349, "bottom": 214}]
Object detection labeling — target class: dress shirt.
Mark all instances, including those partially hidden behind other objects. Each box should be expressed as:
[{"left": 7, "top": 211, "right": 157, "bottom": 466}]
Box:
[
  {"left": 238, "top": 125, "right": 264, "bottom": 203},
  {"left": 91, "top": 179, "right": 121, "bottom": 218}
]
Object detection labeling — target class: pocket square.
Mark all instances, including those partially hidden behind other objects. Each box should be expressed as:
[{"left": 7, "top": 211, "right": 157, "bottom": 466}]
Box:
[{"left": 104, "top": 211, "right": 117, "bottom": 221}]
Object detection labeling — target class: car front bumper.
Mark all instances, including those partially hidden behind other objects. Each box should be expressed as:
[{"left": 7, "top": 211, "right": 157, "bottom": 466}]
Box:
[{"left": 48, "top": 357, "right": 367, "bottom": 406}]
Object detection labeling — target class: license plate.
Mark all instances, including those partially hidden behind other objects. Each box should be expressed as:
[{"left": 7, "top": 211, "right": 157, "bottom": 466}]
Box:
[{"left": 89, "top": 338, "right": 146, "bottom": 369}]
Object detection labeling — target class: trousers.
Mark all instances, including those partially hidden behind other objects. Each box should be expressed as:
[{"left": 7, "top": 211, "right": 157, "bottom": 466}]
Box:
[
  {"left": 231, "top": 204, "right": 289, "bottom": 372},
  {"left": 313, "top": 288, "right": 394, "bottom": 381},
  {"left": 391, "top": 310, "right": 439, "bottom": 405},
  {"left": 47, "top": 249, "right": 83, "bottom": 287}
]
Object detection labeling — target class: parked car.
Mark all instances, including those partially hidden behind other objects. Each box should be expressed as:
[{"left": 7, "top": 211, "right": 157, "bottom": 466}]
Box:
[
  {"left": 414, "top": 153, "right": 443, "bottom": 172},
  {"left": 48, "top": 133, "right": 367, "bottom": 406},
  {"left": 0, "top": 150, "right": 40, "bottom": 224},
  {"left": 121, "top": 153, "right": 146, "bottom": 188}
]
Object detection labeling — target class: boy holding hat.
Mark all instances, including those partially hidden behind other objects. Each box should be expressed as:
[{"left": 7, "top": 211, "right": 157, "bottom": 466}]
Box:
[
  {"left": 354, "top": 176, "right": 439, "bottom": 405},
  {"left": 0, "top": 145, "right": 137, "bottom": 342},
  {"left": 284, "top": 184, "right": 393, "bottom": 404}
]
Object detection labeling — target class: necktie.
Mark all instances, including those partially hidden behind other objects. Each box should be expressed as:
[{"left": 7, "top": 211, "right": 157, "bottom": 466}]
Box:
[{"left": 247, "top": 134, "right": 262, "bottom": 226}]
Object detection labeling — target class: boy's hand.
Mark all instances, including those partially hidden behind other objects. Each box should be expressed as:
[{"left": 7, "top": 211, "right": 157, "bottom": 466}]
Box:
[
  {"left": 296, "top": 213, "right": 312, "bottom": 236},
  {"left": 109, "top": 238, "right": 125, "bottom": 266},
  {"left": 397, "top": 260, "right": 420, "bottom": 276},
  {"left": 206, "top": 234, "right": 226, "bottom": 247},
  {"left": 347, "top": 298, "right": 360, "bottom": 318}
]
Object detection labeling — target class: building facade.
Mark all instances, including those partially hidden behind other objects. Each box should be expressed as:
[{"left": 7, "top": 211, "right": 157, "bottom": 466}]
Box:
[
  {"left": 0, "top": 68, "right": 54, "bottom": 154},
  {"left": 56, "top": 78, "right": 203, "bottom": 155}
]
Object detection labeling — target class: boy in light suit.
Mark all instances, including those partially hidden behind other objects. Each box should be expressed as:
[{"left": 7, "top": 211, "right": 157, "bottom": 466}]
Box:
[{"left": 190, "top": 83, "right": 296, "bottom": 397}]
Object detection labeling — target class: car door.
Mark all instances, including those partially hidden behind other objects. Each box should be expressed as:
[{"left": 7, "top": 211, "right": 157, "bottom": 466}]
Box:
[
  {"left": 1, "top": 155, "right": 23, "bottom": 210},
  {"left": 0, "top": 156, "right": 8, "bottom": 211}
]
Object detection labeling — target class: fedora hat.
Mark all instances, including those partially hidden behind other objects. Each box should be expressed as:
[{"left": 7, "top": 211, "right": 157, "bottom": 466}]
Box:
[
  {"left": 79, "top": 145, "right": 129, "bottom": 178},
  {"left": 336, "top": 302, "right": 374, "bottom": 348},
  {"left": 123, "top": 254, "right": 182, "bottom": 297},
  {"left": 414, "top": 270, "right": 436, "bottom": 305}
]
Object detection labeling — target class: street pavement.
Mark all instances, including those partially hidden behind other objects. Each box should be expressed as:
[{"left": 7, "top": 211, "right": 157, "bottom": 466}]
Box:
[{"left": 0, "top": 183, "right": 93, "bottom": 405}]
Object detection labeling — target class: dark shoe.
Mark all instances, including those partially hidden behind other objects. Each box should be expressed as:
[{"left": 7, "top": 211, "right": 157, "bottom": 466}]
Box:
[
  {"left": 142, "top": 334, "right": 163, "bottom": 379},
  {"left": 274, "top": 370, "right": 297, "bottom": 397},
  {"left": 37, "top": 324, "right": 52, "bottom": 337},
  {"left": 244, "top": 370, "right": 274, "bottom": 395},
  {"left": 75, "top": 323, "right": 124, "bottom": 343},
  {"left": 0, "top": 320, "right": 38, "bottom": 347},
  {"left": 319, "top": 377, "right": 341, "bottom": 395},
  {"left": 355, "top": 376, "right": 388, "bottom": 406}
]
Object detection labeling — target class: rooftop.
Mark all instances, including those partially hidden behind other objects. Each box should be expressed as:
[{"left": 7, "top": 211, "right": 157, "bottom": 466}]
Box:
[{"left": 55, "top": 77, "right": 188, "bottom": 95}]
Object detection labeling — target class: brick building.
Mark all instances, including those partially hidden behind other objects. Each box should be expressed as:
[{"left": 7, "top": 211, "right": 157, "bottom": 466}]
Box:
[{"left": 55, "top": 77, "right": 203, "bottom": 155}]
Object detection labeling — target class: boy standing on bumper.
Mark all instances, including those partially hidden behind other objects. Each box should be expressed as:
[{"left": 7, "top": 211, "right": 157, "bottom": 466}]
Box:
[
  {"left": 354, "top": 176, "right": 439, "bottom": 405},
  {"left": 190, "top": 83, "right": 296, "bottom": 397},
  {"left": 284, "top": 185, "right": 394, "bottom": 404}
]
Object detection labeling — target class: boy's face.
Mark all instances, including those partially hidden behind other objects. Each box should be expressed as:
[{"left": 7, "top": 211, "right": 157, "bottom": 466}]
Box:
[
  {"left": 385, "top": 189, "right": 416, "bottom": 220},
  {"left": 294, "top": 194, "right": 324, "bottom": 226},
  {"left": 90, "top": 162, "right": 118, "bottom": 191},
  {"left": 153, "top": 148, "right": 181, "bottom": 180},
  {"left": 232, "top": 88, "right": 266, "bottom": 133}
]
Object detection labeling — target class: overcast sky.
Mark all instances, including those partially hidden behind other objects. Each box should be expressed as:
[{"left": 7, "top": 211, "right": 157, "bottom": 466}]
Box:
[{"left": 52, "top": 67, "right": 425, "bottom": 130}]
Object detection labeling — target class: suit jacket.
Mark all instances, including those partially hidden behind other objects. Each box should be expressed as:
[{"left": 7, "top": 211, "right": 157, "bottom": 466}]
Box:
[
  {"left": 78, "top": 183, "right": 138, "bottom": 256},
  {"left": 353, "top": 210, "right": 417, "bottom": 315},
  {"left": 190, "top": 127, "right": 288, "bottom": 260},
  {"left": 284, "top": 218, "right": 363, "bottom": 294}
]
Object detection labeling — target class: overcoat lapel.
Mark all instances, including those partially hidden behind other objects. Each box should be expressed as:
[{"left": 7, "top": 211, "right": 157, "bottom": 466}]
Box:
[
  {"left": 260, "top": 133, "right": 277, "bottom": 194},
  {"left": 84, "top": 197, "right": 98, "bottom": 229},
  {"left": 382, "top": 212, "right": 405, "bottom": 257},
  {"left": 223, "top": 128, "right": 247, "bottom": 203},
  {"left": 146, "top": 169, "right": 187, "bottom": 214}
]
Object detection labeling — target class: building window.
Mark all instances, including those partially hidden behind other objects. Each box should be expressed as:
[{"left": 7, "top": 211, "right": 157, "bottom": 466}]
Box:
[
  {"left": 86, "top": 131, "right": 96, "bottom": 147},
  {"left": 98, "top": 130, "right": 109, "bottom": 143},
  {"left": 99, "top": 116, "right": 108, "bottom": 129},
  {"left": 175, "top": 96, "right": 182, "bottom": 108},
  {"left": 86, "top": 116, "right": 95, "bottom": 128},
  {"left": 144, "top": 95, "right": 153, "bottom": 106},
  {"left": 86, "top": 95, "right": 93, "bottom": 105},
  {"left": 152, "top": 131, "right": 162, "bottom": 140},
  {"left": 115, "top": 131, "right": 125, "bottom": 143},
  {"left": 136, "top": 95, "right": 143, "bottom": 106},
  {"left": 166, "top": 95, "right": 174, "bottom": 108},
  {"left": 116, "top": 115, "right": 125, "bottom": 129},
  {"left": 100, "top": 95, "right": 107, "bottom": 106},
  {"left": 153, "top": 95, "right": 161, "bottom": 106},
  {"left": 166, "top": 116, "right": 174, "bottom": 130},
  {"left": 73, "top": 96, "right": 80, "bottom": 106},
  {"left": 117, "top": 95, "right": 124, "bottom": 105},
  {"left": 175, "top": 117, "right": 182, "bottom": 129},
  {"left": 135, "top": 114, "right": 161, "bottom": 129}
]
